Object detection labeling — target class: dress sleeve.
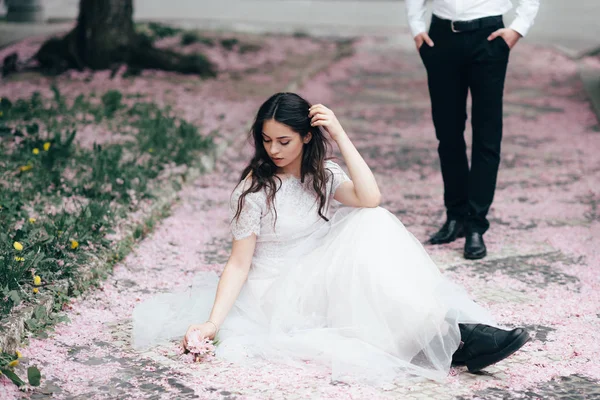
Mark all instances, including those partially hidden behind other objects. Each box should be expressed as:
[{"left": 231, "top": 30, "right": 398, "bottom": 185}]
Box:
[
  {"left": 325, "top": 160, "right": 351, "bottom": 198},
  {"left": 229, "top": 181, "right": 263, "bottom": 240}
]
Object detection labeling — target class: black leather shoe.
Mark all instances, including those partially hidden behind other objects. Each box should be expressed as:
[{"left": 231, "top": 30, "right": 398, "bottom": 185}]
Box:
[
  {"left": 452, "top": 324, "right": 530, "bottom": 372},
  {"left": 428, "top": 219, "right": 465, "bottom": 245},
  {"left": 464, "top": 232, "right": 487, "bottom": 259}
]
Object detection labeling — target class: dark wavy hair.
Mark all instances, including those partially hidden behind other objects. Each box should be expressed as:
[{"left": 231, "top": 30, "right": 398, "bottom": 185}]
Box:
[{"left": 233, "top": 92, "right": 332, "bottom": 224}]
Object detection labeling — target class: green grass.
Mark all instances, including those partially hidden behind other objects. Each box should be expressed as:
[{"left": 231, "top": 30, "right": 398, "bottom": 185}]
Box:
[
  {"left": 140, "top": 22, "right": 184, "bottom": 41},
  {"left": 0, "top": 86, "right": 214, "bottom": 318},
  {"left": 180, "top": 32, "right": 215, "bottom": 47},
  {"left": 134, "top": 23, "right": 261, "bottom": 53},
  {"left": 0, "top": 350, "right": 40, "bottom": 388}
]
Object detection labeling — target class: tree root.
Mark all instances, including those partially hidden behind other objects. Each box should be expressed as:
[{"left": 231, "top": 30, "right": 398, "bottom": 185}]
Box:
[
  {"left": 2, "top": 29, "right": 216, "bottom": 78},
  {"left": 128, "top": 36, "right": 216, "bottom": 77}
]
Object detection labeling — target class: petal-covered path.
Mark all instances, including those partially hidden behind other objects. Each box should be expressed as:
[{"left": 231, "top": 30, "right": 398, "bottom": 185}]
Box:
[{"left": 3, "top": 36, "right": 600, "bottom": 399}]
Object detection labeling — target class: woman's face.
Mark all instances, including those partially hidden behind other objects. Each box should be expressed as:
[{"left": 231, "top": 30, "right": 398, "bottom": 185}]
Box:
[{"left": 262, "top": 119, "right": 310, "bottom": 173}]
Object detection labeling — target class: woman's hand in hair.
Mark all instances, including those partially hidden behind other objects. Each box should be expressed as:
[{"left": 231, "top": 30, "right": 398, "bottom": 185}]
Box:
[
  {"left": 311, "top": 104, "right": 381, "bottom": 207},
  {"left": 309, "top": 104, "right": 347, "bottom": 142}
]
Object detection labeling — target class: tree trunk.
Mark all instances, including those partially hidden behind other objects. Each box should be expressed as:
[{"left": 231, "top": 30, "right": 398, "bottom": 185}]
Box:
[
  {"left": 75, "top": 0, "right": 135, "bottom": 69},
  {"left": 28, "top": 0, "right": 215, "bottom": 77},
  {"left": 6, "top": 0, "right": 46, "bottom": 22}
]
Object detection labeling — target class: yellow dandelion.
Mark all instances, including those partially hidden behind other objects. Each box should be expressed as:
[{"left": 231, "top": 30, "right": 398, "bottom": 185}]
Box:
[
  {"left": 148, "top": 148, "right": 154, "bottom": 153},
  {"left": 7, "top": 360, "right": 19, "bottom": 368},
  {"left": 29, "top": 217, "right": 36, "bottom": 223},
  {"left": 19, "top": 165, "right": 33, "bottom": 172},
  {"left": 33, "top": 275, "right": 41, "bottom": 286},
  {"left": 15, "top": 350, "right": 22, "bottom": 359},
  {"left": 14, "top": 256, "right": 24, "bottom": 262},
  {"left": 32, "top": 148, "right": 40, "bottom": 155},
  {"left": 43, "top": 142, "right": 51, "bottom": 151},
  {"left": 71, "top": 240, "right": 79, "bottom": 249},
  {"left": 13, "top": 242, "right": 23, "bottom": 251},
  {"left": 33, "top": 288, "right": 39, "bottom": 294}
]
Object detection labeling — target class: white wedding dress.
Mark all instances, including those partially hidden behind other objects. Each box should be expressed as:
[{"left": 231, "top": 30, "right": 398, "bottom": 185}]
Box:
[{"left": 132, "top": 161, "right": 494, "bottom": 384}]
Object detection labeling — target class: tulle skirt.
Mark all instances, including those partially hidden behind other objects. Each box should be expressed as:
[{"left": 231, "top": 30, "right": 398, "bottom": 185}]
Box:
[{"left": 132, "top": 207, "right": 494, "bottom": 384}]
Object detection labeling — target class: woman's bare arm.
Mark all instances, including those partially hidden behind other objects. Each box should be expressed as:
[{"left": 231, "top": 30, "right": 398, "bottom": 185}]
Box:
[{"left": 183, "top": 233, "right": 256, "bottom": 346}]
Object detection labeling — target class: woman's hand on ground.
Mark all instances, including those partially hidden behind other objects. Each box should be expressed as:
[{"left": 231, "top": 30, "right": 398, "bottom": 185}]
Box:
[{"left": 182, "top": 322, "right": 217, "bottom": 349}]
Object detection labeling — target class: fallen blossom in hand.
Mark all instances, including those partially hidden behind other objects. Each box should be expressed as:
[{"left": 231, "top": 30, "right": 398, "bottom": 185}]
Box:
[{"left": 185, "top": 331, "right": 215, "bottom": 362}]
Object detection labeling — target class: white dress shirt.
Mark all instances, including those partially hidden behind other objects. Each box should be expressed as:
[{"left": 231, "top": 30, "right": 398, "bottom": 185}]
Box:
[{"left": 406, "top": 0, "right": 540, "bottom": 38}]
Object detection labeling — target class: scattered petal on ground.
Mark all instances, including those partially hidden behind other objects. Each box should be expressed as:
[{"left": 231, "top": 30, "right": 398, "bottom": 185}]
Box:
[{"left": 3, "top": 35, "right": 599, "bottom": 399}]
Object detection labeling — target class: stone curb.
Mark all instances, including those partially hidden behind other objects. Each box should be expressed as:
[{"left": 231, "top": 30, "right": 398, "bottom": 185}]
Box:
[
  {"left": 558, "top": 42, "right": 600, "bottom": 124},
  {"left": 556, "top": 44, "right": 600, "bottom": 61},
  {"left": 0, "top": 281, "right": 68, "bottom": 354},
  {"left": 0, "top": 38, "right": 352, "bottom": 355},
  {"left": 579, "top": 61, "right": 600, "bottom": 124}
]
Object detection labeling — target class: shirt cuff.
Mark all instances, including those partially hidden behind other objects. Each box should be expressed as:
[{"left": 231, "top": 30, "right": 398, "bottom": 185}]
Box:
[
  {"left": 509, "top": 17, "right": 531, "bottom": 37},
  {"left": 410, "top": 21, "right": 427, "bottom": 38}
]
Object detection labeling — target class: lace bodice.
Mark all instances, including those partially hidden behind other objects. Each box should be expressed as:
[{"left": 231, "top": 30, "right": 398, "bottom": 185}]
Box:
[{"left": 229, "top": 160, "right": 350, "bottom": 263}]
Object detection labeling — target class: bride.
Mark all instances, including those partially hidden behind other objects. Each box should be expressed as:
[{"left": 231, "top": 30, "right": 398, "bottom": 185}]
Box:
[{"left": 132, "top": 92, "right": 530, "bottom": 384}]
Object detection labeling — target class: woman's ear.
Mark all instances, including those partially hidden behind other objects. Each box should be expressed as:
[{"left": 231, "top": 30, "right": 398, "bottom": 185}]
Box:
[{"left": 304, "top": 132, "right": 313, "bottom": 144}]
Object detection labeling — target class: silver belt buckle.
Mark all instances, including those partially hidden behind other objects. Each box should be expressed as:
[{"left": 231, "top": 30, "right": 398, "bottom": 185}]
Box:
[{"left": 451, "top": 21, "right": 460, "bottom": 33}]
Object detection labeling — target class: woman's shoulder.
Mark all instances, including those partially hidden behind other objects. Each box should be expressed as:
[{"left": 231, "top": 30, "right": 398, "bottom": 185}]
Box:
[
  {"left": 324, "top": 159, "right": 346, "bottom": 176},
  {"left": 231, "top": 176, "right": 267, "bottom": 205},
  {"left": 323, "top": 159, "right": 350, "bottom": 190},
  {"left": 324, "top": 159, "right": 340, "bottom": 169}
]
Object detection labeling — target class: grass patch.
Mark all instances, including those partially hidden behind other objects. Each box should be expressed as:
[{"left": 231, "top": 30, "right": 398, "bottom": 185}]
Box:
[
  {"left": 1, "top": 350, "right": 41, "bottom": 387},
  {"left": 136, "top": 22, "right": 184, "bottom": 42},
  {"left": 181, "top": 32, "right": 215, "bottom": 47},
  {"left": 0, "top": 86, "right": 214, "bottom": 318},
  {"left": 134, "top": 23, "right": 261, "bottom": 53},
  {"left": 220, "top": 38, "right": 239, "bottom": 51}
]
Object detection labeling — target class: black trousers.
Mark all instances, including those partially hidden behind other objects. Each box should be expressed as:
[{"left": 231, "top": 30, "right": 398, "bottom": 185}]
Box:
[{"left": 420, "top": 15, "right": 510, "bottom": 234}]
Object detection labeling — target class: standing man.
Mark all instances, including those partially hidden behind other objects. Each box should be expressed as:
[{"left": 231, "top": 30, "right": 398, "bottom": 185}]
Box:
[{"left": 407, "top": 0, "right": 539, "bottom": 259}]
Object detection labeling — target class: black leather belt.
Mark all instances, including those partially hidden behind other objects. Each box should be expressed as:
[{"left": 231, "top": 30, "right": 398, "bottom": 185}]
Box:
[{"left": 432, "top": 14, "right": 503, "bottom": 33}]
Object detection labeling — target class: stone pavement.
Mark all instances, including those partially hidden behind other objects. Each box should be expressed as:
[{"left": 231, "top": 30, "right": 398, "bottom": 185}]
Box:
[{"left": 1, "top": 29, "right": 599, "bottom": 399}]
